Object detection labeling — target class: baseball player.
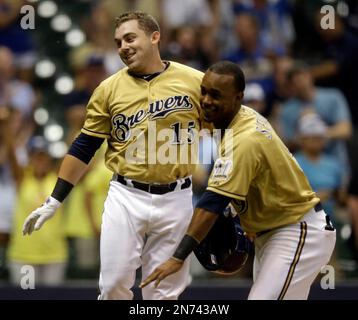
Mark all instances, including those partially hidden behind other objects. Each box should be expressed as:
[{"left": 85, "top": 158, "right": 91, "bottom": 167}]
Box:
[
  {"left": 140, "top": 61, "right": 336, "bottom": 300},
  {"left": 22, "top": 11, "right": 205, "bottom": 300}
]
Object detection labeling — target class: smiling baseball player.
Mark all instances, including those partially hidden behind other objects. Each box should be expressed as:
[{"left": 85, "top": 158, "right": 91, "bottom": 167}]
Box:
[
  {"left": 140, "top": 61, "right": 336, "bottom": 300},
  {"left": 22, "top": 11, "right": 206, "bottom": 300}
]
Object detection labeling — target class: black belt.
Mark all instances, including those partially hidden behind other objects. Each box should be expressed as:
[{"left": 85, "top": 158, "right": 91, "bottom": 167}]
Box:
[
  {"left": 256, "top": 202, "right": 325, "bottom": 238},
  {"left": 314, "top": 202, "right": 323, "bottom": 212},
  {"left": 116, "top": 174, "right": 191, "bottom": 195}
]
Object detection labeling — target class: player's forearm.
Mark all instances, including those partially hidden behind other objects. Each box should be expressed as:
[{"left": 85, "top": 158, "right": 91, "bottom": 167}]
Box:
[
  {"left": 49, "top": 155, "right": 88, "bottom": 203},
  {"left": 58, "top": 154, "right": 88, "bottom": 185},
  {"left": 172, "top": 208, "right": 219, "bottom": 261},
  {"left": 187, "top": 208, "right": 219, "bottom": 242},
  {"left": 50, "top": 133, "right": 104, "bottom": 203}
]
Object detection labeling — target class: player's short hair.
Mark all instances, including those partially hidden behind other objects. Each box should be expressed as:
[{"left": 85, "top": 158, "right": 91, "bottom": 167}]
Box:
[
  {"left": 115, "top": 11, "right": 160, "bottom": 35},
  {"left": 208, "top": 61, "right": 246, "bottom": 92}
]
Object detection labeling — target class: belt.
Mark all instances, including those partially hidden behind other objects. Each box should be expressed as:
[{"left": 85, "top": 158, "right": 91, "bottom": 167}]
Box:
[
  {"left": 256, "top": 202, "right": 324, "bottom": 238},
  {"left": 115, "top": 174, "right": 191, "bottom": 195},
  {"left": 314, "top": 202, "right": 323, "bottom": 212}
]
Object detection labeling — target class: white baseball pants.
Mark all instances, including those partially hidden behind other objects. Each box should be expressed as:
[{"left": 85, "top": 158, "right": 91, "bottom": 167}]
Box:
[
  {"left": 248, "top": 207, "right": 336, "bottom": 300},
  {"left": 98, "top": 179, "right": 193, "bottom": 300}
]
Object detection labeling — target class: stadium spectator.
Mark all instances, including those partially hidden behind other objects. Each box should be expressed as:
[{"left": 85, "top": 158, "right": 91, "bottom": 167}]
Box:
[
  {"left": 295, "top": 113, "right": 346, "bottom": 221},
  {"left": 278, "top": 62, "right": 352, "bottom": 182},
  {"left": 64, "top": 53, "right": 107, "bottom": 144},
  {"left": 233, "top": 0, "right": 295, "bottom": 55},
  {"left": 0, "top": 0, "right": 36, "bottom": 75},
  {"left": 64, "top": 146, "right": 111, "bottom": 277},
  {"left": 243, "top": 82, "right": 266, "bottom": 115},
  {"left": 0, "top": 107, "right": 22, "bottom": 279},
  {"left": 7, "top": 137, "right": 68, "bottom": 286},
  {"left": 223, "top": 12, "right": 281, "bottom": 97}
]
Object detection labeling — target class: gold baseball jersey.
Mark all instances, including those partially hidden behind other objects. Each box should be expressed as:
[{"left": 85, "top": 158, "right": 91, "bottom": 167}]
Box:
[
  {"left": 81, "top": 61, "right": 204, "bottom": 183},
  {"left": 207, "top": 106, "right": 319, "bottom": 234}
]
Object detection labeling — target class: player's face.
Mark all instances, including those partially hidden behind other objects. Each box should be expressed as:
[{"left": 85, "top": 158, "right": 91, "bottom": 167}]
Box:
[
  {"left": 115, "top": 20, "right": 159, "bottom": 73},
  {"left": 200, "top": 71, "right": 243, "bottom": 127}
]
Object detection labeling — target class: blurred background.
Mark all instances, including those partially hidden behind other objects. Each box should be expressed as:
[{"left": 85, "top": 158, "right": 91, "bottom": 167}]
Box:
[{"left": 0, "top": 0, "right": 358, "bottom": 299}]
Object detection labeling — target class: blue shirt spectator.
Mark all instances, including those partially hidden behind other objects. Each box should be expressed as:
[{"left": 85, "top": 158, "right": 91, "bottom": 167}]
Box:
[
  {"left": 314, "top": 12, "right": 358, "bottom": 125},
  {"left": 279, "top": 64, "right": 352, "bottom": 180},
  {"left": 294, "top": 112, "right": 346, "bottom": 222},
  {"left": 295, "top": 152, "right": 343, "bottom": 220},
  {"left": 280, "top": 88, "right": 351, "bottom": 177}
]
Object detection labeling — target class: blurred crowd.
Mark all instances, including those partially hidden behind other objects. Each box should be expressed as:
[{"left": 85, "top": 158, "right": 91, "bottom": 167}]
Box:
[{"left": 1, "top": 0, "right": 358, "bottom": 287}]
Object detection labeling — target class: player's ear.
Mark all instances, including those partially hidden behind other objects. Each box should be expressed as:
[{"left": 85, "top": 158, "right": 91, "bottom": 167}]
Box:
[
  {"left": 235, "top": 92, "right": 244, "bottom": 105},
  {"left": 151, "top": 31, "right": 160, "bottom": 45}
]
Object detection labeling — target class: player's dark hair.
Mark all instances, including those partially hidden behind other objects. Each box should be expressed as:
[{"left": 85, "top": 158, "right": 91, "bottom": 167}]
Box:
[
  {"left": 208, "top": 61, "right": 246, "bottom": 92},
  {"left": 115, "top": 11, "right": 160, "bottom": 35}
]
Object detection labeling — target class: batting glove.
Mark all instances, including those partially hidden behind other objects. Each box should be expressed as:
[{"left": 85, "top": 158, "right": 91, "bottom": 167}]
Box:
[{"left": 22, "top": 196, "right": 61, "bottom": 235}]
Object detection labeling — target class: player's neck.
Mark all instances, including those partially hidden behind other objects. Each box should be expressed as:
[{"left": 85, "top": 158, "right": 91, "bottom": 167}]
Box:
[
  {"left": 214, "top": 107, "right": 240, "bottom": 130},
  {"left": 139, "top": 53, "right": 166, "bottom": 75},
  {"left": 129, "top": 61, "right": 169, "bottom": 81}
]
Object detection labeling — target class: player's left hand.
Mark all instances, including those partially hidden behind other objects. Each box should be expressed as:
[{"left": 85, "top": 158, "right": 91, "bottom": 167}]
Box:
[{"left": 139, "top": 258, "right": 184, "bottom": 289}]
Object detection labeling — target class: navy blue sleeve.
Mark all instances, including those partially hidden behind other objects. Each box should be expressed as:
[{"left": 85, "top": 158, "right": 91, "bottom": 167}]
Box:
[
  {"left": 195, "top": 190, "right": 232, "bottom": 215},
  {"left": 68, "top": 132, "right": 104, "bottom": 164}
]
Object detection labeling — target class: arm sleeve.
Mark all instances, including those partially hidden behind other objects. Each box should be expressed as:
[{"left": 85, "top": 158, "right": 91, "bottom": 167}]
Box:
[
  {"left": 81, "top": 83, "right": 111, "bottom": 138},
  {"left": 207, "top": 134, "right": 260, "bottom": 201},
  {"left": 68, "top": 133, "right": 104, "bottom": 164},
  {"left": 195, "top": 190, "right": 233, "bottom": 215}
]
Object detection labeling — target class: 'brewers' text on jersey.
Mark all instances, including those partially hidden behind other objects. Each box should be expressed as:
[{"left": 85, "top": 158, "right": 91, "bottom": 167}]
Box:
[{"left": 82, "top": 61, "right": 204, "bottom": 183}]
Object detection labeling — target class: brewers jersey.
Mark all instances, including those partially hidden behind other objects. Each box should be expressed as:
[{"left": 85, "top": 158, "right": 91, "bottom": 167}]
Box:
[
  {"left": 207, "top": 106, "right": 319, "bottom": 234},
  {"left": 81, "top": 61, "right": 204, "bottom": 183}
]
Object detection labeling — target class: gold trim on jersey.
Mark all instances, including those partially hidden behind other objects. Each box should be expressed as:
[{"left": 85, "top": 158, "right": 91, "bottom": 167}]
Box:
[
  {"left": 206, "top": 186, "right": 246, "bottom": 201},
  {"left": 278, "top": 221, "right": 307, "bottom": 300}
]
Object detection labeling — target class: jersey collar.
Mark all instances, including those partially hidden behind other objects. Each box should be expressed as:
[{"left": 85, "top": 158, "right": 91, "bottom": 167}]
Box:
[{"left": 128, "top": 61, "right": 170, "bottom": 81}]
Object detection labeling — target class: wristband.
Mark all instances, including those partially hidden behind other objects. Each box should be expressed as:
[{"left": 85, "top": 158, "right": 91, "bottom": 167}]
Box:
[
  {"left": 51, "top": 177, "right": 74, "bottom": 202},
  {"left": 173, "top": 234, "right": 200, "bottom": 261},
  {"left": 45, "top": 196, "right": 62, "bottom": 209}
]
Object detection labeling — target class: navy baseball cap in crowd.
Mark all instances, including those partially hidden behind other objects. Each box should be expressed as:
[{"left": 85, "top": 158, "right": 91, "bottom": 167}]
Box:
[
  {"left": 86, "top": 54, "right": 104, "bottom": 67},
  {"left": 28, "top": 136, "right": 49, "bottom": 153}
]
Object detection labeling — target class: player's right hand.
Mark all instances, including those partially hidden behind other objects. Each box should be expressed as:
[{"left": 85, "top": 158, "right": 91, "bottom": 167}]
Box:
[
  {"left": 139, "top": 257, "right": 184, "bottom": 289},
  {"left": 22, "top": 196, "right": 61, "bottom": 235}
]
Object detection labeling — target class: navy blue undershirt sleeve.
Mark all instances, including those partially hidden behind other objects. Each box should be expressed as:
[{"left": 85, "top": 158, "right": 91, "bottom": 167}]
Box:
[
  {"left": 68, "top": 132, "right": 104, "bottom": 164},
  {"left": 195, "top": 190, "right": 233, "bottom": 215}
]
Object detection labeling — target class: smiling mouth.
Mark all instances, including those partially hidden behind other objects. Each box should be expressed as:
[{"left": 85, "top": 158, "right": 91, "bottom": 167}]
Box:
[
  {"left": 123, "top": 52, "right": 135, "bottom": 62},
  {"left": 203, "top": 105, "right": 218, "bottom": 113}
]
